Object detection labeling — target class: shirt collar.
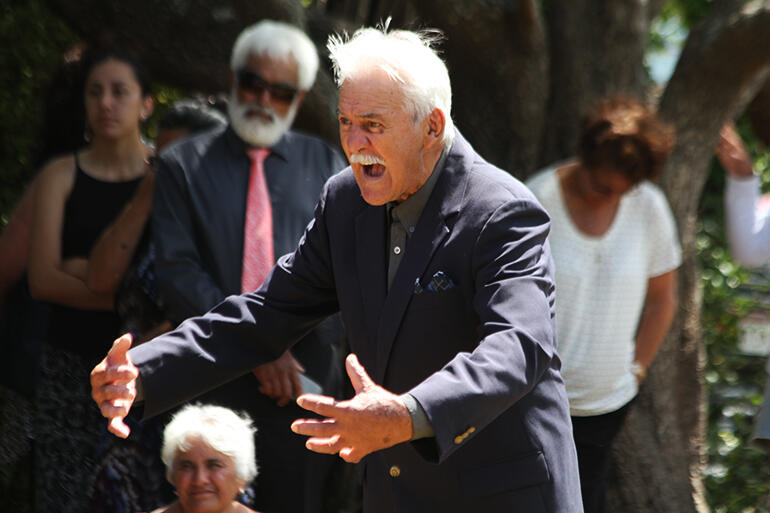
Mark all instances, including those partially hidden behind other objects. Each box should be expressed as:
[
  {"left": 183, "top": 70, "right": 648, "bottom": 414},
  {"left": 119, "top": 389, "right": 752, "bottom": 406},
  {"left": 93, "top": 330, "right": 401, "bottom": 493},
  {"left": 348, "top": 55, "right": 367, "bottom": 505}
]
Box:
[{"left": 390, "top": 146, "right": 449, "bottom": 232}]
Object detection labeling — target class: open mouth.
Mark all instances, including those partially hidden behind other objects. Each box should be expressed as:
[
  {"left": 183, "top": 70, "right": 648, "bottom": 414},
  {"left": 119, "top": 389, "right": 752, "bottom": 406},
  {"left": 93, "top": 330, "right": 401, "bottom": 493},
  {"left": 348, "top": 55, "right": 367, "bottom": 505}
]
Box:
[
  {"left": 363, "top": 163, "right": 386, "bottom": 178},
  {"left": 351, "top": 154, "right": 386, "bottom": 178}
]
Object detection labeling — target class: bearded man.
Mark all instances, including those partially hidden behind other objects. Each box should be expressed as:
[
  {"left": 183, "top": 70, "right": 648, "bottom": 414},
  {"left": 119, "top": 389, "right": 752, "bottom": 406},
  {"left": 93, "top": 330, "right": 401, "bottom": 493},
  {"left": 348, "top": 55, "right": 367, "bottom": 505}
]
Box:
[{"left": 149, "top": 20, "right": 346, "bottom": 513}]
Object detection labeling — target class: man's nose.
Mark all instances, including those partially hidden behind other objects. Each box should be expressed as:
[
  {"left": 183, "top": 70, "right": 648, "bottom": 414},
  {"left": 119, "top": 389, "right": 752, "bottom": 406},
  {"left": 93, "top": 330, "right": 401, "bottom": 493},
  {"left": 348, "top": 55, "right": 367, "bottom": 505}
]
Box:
[
  {"left": 239, "top": 85, "right": 269, "bottom": 107},
  {"left": 345, "top": 126, "right": 369, "bottom": 153},
  {"left": 254, "top": 87, "right": 272, "bottom": 107}
]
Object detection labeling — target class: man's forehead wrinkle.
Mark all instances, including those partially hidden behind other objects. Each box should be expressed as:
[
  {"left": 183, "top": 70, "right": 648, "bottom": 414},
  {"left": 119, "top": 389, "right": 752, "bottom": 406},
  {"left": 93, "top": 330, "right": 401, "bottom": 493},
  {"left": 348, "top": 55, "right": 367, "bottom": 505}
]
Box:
[{"left": 337, "top": 103, "right": 388, "bottom": 120}]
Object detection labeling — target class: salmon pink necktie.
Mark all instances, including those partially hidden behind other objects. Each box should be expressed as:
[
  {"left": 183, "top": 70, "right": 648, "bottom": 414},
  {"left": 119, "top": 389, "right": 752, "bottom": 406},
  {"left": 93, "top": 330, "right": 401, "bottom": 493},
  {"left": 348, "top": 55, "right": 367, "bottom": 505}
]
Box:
[{"left": 241, "top": 148, "right": 273, "bottom": 293}]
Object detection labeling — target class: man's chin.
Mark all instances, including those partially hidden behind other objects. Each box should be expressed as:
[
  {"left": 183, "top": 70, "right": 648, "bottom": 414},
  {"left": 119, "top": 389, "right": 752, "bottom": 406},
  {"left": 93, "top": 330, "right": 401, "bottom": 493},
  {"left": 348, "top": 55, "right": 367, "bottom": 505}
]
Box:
[
  {"left": 358, "top": 185, "right": 391, "bottom": 206},
  {"left": 232, "top": 123, "right": 284, "bottom": 147}
]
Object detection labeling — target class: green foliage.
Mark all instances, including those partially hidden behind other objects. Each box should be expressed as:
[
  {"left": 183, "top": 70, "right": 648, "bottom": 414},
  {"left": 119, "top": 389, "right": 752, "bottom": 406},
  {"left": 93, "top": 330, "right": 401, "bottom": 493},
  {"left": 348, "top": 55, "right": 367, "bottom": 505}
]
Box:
[
  {"left": 0, "top": 0, "right": 78, "bottom": 225},
  {"left": 142, "top": 84, "right": 185, "bottom": 142},
  {"left": 700, "top": 122, "right": 770, "bottom": 511},
  {"left": 659, "top": 0, "right": 713, "bottom": 27}
]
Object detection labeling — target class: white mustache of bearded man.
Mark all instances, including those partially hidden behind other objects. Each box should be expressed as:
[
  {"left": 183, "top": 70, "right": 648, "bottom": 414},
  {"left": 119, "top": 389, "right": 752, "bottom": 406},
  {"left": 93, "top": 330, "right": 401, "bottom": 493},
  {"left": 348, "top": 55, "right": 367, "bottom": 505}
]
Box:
[
  {"left": 236, "top": 102, "right": 277, "bottom": 123},
  {"left": 349, "top": 153, "right": 386, "bottom": 166}
]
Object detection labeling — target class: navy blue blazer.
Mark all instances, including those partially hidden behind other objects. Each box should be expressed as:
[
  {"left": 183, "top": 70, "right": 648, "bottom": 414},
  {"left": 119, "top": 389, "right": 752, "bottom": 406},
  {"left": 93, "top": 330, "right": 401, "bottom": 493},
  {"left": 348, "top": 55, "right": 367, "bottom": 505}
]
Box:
[{"left": 131, "top": 132, "right": 582, "bottom": 513}]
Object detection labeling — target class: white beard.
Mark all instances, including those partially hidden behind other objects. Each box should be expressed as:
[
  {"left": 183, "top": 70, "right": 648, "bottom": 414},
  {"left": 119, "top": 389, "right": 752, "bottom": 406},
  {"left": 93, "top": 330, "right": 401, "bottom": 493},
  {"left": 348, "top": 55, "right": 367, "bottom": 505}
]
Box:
[{"left": 227, "top": 87, "right": 299, "bottom": 147}]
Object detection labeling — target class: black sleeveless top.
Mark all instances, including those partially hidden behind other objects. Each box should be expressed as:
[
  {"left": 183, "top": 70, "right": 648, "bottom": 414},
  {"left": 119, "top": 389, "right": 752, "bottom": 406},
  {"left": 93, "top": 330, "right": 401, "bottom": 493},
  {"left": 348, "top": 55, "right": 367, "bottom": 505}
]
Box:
[{"left": 47, "top": 153, "right": 142, "bottom": 365}]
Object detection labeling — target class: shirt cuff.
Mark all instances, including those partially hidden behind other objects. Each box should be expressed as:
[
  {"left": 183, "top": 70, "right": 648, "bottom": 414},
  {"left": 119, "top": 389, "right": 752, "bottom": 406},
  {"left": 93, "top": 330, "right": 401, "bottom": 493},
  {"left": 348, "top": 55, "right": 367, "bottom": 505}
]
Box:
[
  {"left": 725, "top": 173, "right": 759, "bottom": 190},
  {"left": 400, "top": 393, "right": 435, "bottom": 440}
]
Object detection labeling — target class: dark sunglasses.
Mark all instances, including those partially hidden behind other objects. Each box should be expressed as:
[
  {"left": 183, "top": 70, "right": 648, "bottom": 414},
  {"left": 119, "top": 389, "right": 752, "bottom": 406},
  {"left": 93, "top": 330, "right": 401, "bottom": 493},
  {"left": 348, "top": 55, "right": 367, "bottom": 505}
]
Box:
[{"left": 236, "top": 69, "right": 299, "bottom": 104}]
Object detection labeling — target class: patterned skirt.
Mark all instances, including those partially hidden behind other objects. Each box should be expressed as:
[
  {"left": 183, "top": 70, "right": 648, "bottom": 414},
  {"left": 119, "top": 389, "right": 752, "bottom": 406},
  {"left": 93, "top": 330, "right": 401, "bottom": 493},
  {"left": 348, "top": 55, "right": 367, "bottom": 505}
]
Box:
[
  {"left": 33, "top": 344, "right": 105, "bottom": 512},
  {"left": 33, "top": 344, "right": 174, "bottom": 513}
]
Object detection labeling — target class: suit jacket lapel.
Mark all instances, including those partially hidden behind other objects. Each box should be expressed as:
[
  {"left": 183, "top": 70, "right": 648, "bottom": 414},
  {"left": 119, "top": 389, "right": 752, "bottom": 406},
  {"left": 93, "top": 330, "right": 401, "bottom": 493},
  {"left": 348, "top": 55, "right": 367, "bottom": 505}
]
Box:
[
  {"left": 373, "top": 135, "right": 472, "bottom": 384},
  {"left": 355, "top": 205, "right": 388, "bottom": 362}
]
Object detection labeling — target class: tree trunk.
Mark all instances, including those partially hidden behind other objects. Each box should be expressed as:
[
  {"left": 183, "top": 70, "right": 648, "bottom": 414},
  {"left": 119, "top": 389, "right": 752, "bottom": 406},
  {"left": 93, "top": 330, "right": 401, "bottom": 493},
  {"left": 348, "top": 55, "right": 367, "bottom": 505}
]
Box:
[
  {"left": 609, "top": 2, "right": 770, "bottom": 512},
  {"left": 409, "top": 0, "right": 549, "bottom": 176},
  {"left": 539, "top": 0, "right": 654, "bottom": 169}
]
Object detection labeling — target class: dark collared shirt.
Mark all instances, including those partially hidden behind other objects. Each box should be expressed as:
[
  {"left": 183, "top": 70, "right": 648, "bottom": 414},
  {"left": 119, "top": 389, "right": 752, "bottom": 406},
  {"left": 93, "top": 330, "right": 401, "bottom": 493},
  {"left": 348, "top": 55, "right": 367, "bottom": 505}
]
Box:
[
  {"left": 387, "top": 147, "right": 449, "bottom": 439},
  {"left": 386, "top": 148, "right": 449, "bottom": 289}
]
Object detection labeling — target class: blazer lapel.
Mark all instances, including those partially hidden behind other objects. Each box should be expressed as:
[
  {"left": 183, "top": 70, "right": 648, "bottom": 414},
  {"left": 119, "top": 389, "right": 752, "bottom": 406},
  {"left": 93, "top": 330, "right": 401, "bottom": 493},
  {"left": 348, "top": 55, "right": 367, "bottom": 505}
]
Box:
[
  {"left": 355, "top": 205, "right": 388, "bottom": 358},
  {"left": 373, "top": 136, "right": 472, "bottom": 384}
]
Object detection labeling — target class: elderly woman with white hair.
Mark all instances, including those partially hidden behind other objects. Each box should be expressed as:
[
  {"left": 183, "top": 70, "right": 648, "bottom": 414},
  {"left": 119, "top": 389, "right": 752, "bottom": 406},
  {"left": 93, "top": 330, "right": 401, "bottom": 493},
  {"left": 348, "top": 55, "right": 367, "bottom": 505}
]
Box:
[{"left": 148, "top": 404, "right": 260, "bottom": 513}]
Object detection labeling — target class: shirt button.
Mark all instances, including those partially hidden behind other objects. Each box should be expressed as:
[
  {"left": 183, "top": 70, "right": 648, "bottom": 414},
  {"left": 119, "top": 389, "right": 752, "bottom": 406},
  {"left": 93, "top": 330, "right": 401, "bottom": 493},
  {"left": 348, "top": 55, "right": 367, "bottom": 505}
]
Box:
[
  {"left": 408, "top": 227, "right": 415, "bottom": 233},
  {"left": 389, "top": 465, "right": 401, "bottom": 477},
  {"left": 393, "top": 246, "right": 401, "bottom": 255}
]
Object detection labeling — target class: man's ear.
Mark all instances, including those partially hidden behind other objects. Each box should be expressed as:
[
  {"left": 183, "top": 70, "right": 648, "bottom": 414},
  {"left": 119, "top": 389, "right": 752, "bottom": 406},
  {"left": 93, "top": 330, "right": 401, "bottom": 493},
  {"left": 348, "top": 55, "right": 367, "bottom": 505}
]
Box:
[{"left": 424, "top": 108, "right": 446, "bottom": 148}]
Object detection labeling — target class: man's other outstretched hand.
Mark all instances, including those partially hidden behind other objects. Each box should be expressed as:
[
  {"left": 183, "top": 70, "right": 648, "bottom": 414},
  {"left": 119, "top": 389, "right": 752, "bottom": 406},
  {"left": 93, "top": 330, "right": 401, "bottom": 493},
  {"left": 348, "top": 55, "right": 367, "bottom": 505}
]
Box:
[
  {"left": 291, "top": 353, "right": 413, "bottom": 463},
  {"left": 90, "top": 333, "right": 139, "bottom": 438}
]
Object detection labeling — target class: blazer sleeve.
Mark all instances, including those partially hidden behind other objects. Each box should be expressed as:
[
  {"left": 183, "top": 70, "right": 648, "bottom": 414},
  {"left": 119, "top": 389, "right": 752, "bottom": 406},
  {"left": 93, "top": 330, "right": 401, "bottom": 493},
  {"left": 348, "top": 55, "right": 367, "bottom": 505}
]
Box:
[
  {"left": 408, "top": 197, "right": 558, "bottom": 462},
  {"left": 151, "top": 156, "right": 229, "bottom": 323},
  {"left": 132, "top": 183, "right": 340, "bottom": 419}
]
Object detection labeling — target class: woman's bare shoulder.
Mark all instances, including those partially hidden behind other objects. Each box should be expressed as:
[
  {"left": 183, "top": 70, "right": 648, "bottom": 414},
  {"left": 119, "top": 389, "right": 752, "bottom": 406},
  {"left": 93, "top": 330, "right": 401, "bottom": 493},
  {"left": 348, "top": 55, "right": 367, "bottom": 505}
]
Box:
[{"left": 37, "top": 153, "right": 77, "bottom": 185}]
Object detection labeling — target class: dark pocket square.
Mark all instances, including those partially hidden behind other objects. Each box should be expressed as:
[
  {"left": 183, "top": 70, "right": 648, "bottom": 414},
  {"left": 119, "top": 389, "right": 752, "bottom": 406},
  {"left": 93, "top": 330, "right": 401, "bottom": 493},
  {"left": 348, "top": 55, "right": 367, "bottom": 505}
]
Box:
[{"left": 414, "top": 271, "right": 456, "bottom": 294}]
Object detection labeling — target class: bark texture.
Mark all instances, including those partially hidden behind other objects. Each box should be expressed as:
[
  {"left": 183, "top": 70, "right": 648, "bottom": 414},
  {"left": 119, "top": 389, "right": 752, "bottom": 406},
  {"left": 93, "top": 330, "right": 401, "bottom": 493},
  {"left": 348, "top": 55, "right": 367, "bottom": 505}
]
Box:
[{"left": 43, "top": 0, "right": 770, "bottom": 510}]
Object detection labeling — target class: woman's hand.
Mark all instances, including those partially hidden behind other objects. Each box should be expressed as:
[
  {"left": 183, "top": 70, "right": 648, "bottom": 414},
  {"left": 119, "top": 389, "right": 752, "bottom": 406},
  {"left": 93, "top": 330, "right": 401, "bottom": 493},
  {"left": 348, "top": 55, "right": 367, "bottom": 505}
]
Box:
[{"left": 717, "top": 123, "right": 754, "bottom": 178}]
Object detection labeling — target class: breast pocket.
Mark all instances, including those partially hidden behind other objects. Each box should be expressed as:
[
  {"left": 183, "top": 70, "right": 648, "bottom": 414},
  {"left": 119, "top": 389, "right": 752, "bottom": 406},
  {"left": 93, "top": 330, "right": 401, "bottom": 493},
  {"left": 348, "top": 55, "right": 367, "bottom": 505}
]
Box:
[{"left": 408, "top": 287, "right": 464, "bottom": 312}]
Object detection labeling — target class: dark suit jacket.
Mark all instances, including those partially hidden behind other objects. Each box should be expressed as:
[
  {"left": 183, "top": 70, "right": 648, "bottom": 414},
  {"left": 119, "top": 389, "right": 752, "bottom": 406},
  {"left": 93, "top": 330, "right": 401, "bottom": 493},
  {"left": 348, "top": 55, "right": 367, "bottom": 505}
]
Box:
[
  {"left": 151, "top": 124, "right": 347, "bottom": 394},
  {"left": 132, "top": 132, "right": 582, "bottom": 513}
]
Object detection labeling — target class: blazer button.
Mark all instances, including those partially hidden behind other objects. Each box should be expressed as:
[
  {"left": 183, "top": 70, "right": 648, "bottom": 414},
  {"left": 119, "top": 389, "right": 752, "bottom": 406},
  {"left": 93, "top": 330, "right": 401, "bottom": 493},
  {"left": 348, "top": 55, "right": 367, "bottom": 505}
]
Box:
[
  {"left": 454, "top": 435, "right": 464, "bottom": 445},
  {"left": 389, "top": 465, "right": 401, "bottom": 478}
]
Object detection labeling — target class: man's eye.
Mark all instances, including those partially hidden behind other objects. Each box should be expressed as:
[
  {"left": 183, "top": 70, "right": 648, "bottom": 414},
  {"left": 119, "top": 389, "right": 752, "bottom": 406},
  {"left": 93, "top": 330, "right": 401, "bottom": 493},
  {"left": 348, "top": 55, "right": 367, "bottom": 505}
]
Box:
[
  {"left": 338, "top": 117, "right": 351, "bottom": 126},
  {"left": 367, "top": 121, "right": 382, "bottom": 129}
]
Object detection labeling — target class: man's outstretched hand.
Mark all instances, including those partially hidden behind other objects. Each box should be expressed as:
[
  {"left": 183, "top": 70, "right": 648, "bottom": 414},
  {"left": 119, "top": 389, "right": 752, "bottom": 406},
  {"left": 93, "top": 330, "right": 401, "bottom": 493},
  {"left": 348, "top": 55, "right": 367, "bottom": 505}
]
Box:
[
  {"left": 90, "top": 333, "right": 139, "bottom": 438},
  {"left": 291, "top": 353, "right": 413, "bottom": 463}
]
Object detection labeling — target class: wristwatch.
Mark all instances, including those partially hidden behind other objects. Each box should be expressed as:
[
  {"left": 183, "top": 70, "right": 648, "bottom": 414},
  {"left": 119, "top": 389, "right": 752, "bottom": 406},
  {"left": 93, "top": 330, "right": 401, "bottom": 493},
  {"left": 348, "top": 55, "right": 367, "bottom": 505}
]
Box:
[{"left": 630, "top": 361, "right": 646, "bottom": 380}]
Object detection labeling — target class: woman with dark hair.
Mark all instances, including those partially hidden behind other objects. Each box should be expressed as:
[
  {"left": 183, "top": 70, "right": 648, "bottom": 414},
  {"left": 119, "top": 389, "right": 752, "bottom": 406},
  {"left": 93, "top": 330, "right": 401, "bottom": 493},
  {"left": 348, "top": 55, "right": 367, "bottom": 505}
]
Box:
[
  {"left": 527, "top": 97, "right": 681, "bottom": 513},
  {"left": 26, "top": 48, "right": 154, "bottom": 511},
  {"left": 86, "top": 97, "right": 226, "bottom": 343}
]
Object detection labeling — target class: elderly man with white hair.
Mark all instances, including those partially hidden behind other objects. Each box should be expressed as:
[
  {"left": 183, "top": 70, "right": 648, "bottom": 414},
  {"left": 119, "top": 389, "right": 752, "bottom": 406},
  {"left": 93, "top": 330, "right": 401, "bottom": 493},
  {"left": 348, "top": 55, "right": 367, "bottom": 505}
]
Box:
[
  {"left": 92, "top": 25, "right": 582, "bottom": 513},
  {"left": 147, "top": 19, "right": 346, "bottom": 513}
]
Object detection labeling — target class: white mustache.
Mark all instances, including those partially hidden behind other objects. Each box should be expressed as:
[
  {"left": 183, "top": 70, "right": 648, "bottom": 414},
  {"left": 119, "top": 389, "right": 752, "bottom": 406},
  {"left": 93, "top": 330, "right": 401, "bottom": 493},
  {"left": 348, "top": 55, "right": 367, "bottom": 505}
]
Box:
[
  {"left": 242, "top": 103, "right": 276, "bottom": 123},
  {"left": 349, "top": 153, "right": 386, "bottom": 166}
]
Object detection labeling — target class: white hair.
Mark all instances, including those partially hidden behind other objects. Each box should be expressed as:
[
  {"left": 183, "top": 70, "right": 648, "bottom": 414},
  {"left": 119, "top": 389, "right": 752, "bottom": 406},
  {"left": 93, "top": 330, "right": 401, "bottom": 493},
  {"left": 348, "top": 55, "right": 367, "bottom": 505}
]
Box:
[
  {"left": 161, "top": 404, "right": 258, "bottom": 485},
  {"left": 230, "top": 20, "right": 319, "bottom": 91},
  {"left": 327, "top": 26, "right": 455, "bottom": 147}
]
